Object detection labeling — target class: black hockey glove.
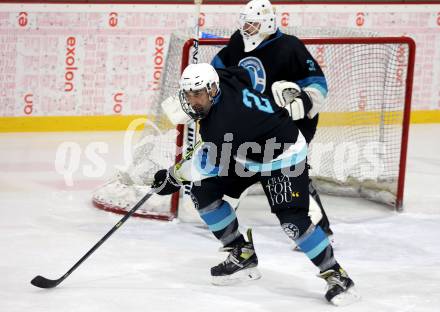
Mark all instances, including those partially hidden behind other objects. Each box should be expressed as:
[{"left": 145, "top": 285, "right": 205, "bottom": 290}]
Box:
[{"left": 152, "top": 169, "right": 181, "bottom": 195}]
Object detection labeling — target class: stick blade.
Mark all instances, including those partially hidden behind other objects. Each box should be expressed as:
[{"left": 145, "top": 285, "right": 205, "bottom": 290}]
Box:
[{"left": 31, "top": 275, "right": 60, "bottom": 289}]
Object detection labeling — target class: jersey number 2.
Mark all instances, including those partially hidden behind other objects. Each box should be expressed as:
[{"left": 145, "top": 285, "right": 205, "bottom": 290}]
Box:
[{"left": 242, "top": 89, "right": 274, "bottom": 114}]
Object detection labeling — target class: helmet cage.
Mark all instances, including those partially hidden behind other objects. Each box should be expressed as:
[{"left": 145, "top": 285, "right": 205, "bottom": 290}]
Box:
[
  {"left": 240, "top": 20, "right": 261, "bottom": 37},
  {"left": 178, "top": 82, "right": 218, "bottom": 121},
  {"left": 178, "top": 63, "right": 220, "bottom": 120}
]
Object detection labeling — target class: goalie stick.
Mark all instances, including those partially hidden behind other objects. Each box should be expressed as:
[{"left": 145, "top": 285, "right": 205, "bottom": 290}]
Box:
[
  {"left": 181, "top": 0, "right": 202, "bottom": 210},
  {"left": 30, "top": 189, "right": 155, "bottom": 289}
]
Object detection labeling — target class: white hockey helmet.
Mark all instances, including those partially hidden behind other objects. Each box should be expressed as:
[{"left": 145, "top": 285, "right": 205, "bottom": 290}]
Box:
[
  {"left": 239, "top": 0, "right": 277, "bottom": 52},
  {"left": 179, "top": 63, "right": 220, "bottom": 120}
]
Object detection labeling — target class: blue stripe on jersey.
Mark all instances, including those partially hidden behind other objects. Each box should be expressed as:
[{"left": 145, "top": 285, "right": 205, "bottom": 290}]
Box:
[
  {"left": 195, "top": 147, "right": 220, "bottom": 177},
  {"left": 296, "top": 76, "right": 328, "bottom": 97},
  {"left": 200, "top": 201, "right": 236, "bottom": 232},
  {"left": 298, "top": 226, "right": 330, "bottom": 260},
  {"left": 213, "top": 89, "right": 222, "bottom": 105},
  {"left": 211, "top": 55, "right": 226, "bottom": 69},
  {"left": 256, "top": 28, "right": 282, "bottom": 50},
  {"left": 240, "top": 143, "right": 307, "bottom": 173}
]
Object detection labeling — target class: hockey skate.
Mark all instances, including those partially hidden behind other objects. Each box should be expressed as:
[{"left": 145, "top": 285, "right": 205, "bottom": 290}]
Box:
[
  {"left": 211, "top": 229, "right": 261, "bottom": 286},
  {"left": 318, "top": 268, "right": 360, "bottom": 306}
]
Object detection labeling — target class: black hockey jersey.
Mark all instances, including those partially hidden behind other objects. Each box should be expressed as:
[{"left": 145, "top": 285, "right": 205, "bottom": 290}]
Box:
[
  {"left": 211, "top": 29, "right": 328, "bottom": 142},
  {"left": 193, "top": 67, "right": 307, "bottom": 179}
]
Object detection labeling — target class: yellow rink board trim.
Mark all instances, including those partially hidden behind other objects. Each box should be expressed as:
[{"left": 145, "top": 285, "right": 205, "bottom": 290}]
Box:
[
  {"left": 319, "top": 110, "right": 440, "bottom": 126},
  {"left": 0, "top": 110, "right": 439, "bottom": 132},
  {"left": 0, "top": 115, "right": 157, "bottom": 132},
  {"left": 318, "top": 111, "right": 402, "bottom": 127},
  {"left": 409, "top": 110, "right": 440, "bottom": 124}
]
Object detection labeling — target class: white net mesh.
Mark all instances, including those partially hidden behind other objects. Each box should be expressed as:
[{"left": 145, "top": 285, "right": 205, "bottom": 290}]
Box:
[{"left": 92, "top": 27, "right": 413, "bottom": 219}]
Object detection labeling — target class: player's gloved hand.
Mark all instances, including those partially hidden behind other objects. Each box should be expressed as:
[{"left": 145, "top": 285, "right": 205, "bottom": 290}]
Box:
[
  {"left": 271, "top": 81, "right": 312, "bottom": 120},
  {"left": 152, "top": 169, "right": 181, "bottom": 195}
]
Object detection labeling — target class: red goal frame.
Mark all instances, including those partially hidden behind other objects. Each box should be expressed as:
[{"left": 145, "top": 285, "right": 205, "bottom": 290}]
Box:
[{"left": 179, "top": 37, "right": 416, "bottom": 212}]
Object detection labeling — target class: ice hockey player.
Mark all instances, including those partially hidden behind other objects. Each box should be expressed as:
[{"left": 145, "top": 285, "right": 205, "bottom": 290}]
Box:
[
  {"left": 211, "top": 0, "right": 333, "bottom": 241},
  {"left": 152, "top": 63, "right": 359, "bottom": 306}
]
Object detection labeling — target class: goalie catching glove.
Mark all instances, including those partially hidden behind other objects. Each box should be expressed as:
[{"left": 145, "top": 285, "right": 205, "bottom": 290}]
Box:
[
  {"left": 271, "top": 81, "right": 313, "bottom": 120},
  {"left": 161, "top": 94, "right": 192, "bottom": 125}
]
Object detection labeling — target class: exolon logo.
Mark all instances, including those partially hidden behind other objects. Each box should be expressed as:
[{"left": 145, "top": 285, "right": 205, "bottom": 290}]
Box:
[
  {"left": 113, "top": 92, "right": 123, "bottom": 113},
  {"left": 65, "top": 37, "right": 78, "bottom": 92},
  {"left": 24, "top": 93, "right": 33, "bottom": 115},
  {"left": 149, "top": 36, "right": 165, "bottom": 91}
]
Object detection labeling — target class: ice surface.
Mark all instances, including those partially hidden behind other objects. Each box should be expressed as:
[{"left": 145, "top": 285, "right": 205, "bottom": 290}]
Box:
[{"left": 0, "top": 125, "right": 439, "bottom": 312}]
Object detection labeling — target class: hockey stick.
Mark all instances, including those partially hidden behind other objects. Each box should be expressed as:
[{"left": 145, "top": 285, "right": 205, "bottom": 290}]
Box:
[
  {"left": 30, "top": 188, "right": 156, "bottom": 289},
  {"left": 182, "top": 0, "right": 202, "bottom": 199},
  {"left": 191, "top": 0, "right": 202, "bottom": 65}
]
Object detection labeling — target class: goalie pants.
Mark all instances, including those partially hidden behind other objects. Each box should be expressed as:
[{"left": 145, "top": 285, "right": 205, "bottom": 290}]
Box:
[{"left": 190, "top": 161, "right": 339, "bottom": 272}]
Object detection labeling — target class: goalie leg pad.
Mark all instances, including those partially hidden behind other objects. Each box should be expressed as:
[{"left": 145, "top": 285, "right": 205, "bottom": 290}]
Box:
[{"left": 309, "top": 179, "right": 333, "bottom": 236}]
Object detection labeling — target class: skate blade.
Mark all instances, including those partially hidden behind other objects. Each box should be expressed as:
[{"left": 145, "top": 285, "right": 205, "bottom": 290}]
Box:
[
  {"left": 211, "top": 267, "right": 262, "bottom": 286},
  {"left": 330, "top": 286, "right": 361, "bottom": 306}
]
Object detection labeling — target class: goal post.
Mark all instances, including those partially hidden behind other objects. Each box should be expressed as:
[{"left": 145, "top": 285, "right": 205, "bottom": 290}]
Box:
[
  {"left": 182, "top": 36, "right": 415, "bottom": 211},
  {"left": 92, "top": 32, "right": 415, "bottom": 220}
]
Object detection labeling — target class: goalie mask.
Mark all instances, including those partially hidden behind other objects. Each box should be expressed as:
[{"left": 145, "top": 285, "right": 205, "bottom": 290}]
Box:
[
  {"left": 179, "top": 63, "right": 220, "bottom": 120},
  {"left": 239, "top": 0, "right": 277, "bottom": 52}
]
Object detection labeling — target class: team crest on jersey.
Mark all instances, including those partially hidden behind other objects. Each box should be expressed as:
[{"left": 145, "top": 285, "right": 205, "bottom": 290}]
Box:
[
  {"left": 239, "top": 57, "right": 266, "bottom": 93},
  {"left": 282, "top": 223, "right": 300, "bottom": 240}
]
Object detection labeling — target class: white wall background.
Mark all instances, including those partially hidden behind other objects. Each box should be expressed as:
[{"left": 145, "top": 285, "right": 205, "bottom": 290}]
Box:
[{"left": 0, "top": 3, "right": 439, "bottom": 117}]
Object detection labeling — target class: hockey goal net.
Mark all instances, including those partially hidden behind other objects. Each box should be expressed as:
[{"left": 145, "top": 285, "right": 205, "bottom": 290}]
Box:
[{"left": 92, "top": 27, "right": 415, "bottom": 220}]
